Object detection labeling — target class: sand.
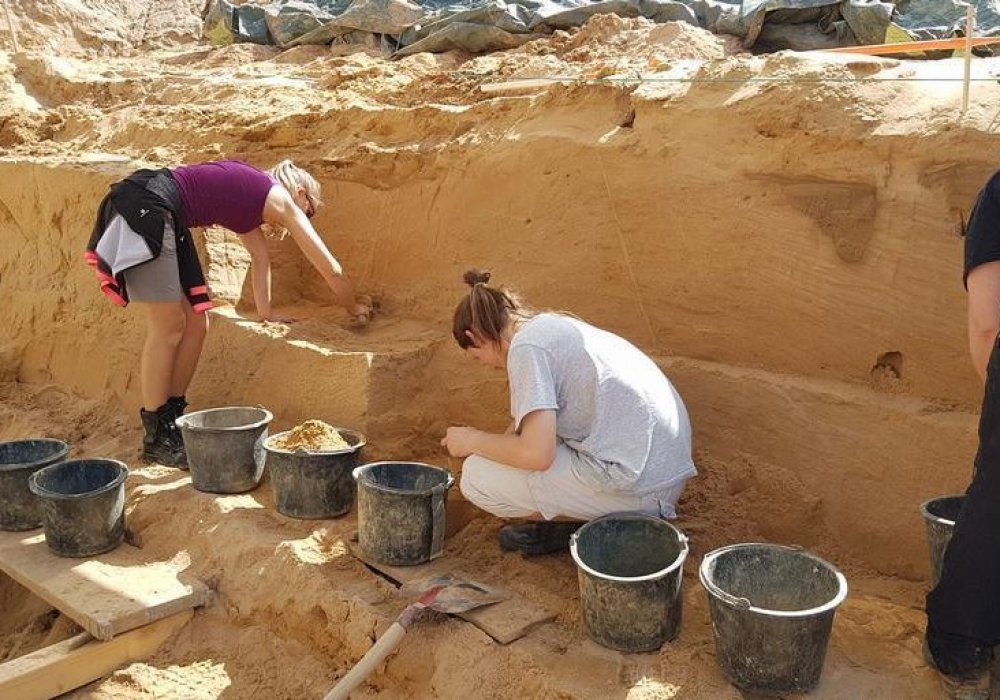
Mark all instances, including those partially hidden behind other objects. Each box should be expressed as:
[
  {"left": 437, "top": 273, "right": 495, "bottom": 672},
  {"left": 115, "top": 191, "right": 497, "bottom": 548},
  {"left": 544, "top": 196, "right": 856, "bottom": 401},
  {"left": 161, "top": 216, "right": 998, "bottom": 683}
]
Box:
[
  {"left": 1, "top": 0, "right": 998, "bottom": 696},
  {"left": 270, "top": 420, "right": 353, "bottom": 451}
]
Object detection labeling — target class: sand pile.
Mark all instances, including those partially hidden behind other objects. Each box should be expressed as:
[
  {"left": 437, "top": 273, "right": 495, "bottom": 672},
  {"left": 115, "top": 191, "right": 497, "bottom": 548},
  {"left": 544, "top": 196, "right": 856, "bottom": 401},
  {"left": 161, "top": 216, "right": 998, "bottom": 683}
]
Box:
[
  {"left": 0, "top": 382, "right": 950, "bottom": 699},
  {"left": 271, "top": 420, "right": 353, "bottom": 451}
]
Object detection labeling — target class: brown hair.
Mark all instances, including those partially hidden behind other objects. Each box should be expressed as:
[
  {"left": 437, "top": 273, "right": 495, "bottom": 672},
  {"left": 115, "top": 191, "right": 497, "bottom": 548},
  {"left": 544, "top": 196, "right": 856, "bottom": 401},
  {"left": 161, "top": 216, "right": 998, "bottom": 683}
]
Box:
[{"left": 452, "top": 269, "right": 533, "bottom": 349}]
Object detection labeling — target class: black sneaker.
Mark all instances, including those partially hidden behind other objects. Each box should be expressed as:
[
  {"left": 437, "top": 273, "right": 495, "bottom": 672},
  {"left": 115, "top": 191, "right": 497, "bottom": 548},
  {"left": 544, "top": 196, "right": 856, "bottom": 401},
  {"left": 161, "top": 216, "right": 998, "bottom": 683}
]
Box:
[{"left": 499, "top": 522, "right": 582, "bottom": 557}]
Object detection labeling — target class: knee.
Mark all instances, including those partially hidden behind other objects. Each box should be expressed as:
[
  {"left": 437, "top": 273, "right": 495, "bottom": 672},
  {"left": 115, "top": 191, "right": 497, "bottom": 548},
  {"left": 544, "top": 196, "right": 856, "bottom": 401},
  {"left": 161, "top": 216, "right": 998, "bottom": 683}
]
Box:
[
  {"left": 186, "top": 311, "right": 209, "bottom": 340},
  {"left": 149, "top": 313, "right": 187, "bottom": 348},
  {"left": 459, "top": 455, "right": 489, "bottom": 505}
]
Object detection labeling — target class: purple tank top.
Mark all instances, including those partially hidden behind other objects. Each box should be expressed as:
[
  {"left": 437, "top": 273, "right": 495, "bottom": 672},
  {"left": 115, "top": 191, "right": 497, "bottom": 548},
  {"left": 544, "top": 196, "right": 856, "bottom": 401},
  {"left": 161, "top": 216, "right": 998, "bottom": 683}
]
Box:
[{"left": 171, "top": 160, "right": 276, "bottom": 234}]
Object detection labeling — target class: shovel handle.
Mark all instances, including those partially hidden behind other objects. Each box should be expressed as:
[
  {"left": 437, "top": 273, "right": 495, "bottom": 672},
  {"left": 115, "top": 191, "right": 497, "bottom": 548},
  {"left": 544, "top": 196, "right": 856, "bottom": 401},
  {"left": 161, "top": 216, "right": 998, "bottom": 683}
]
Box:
[{"left": 322, "top": 618, "right": 409, "bottom": 700}]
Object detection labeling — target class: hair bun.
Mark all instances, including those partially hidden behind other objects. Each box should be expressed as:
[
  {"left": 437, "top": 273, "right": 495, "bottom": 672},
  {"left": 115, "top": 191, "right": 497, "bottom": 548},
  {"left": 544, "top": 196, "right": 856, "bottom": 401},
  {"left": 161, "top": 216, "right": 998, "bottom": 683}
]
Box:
[{"left": 462, "top": 269, "right": 491, "bottom": 288}]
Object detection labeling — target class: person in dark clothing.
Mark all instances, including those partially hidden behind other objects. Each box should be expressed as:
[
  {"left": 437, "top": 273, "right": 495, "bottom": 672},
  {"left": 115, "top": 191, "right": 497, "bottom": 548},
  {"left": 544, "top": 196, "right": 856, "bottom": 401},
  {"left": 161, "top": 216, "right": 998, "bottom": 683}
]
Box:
[
  {"left": 925, "top": 170, "right": 1000, "bottom": 699},
  {"left": 86, "top": 159, "right": 372, "bottom": 466}
]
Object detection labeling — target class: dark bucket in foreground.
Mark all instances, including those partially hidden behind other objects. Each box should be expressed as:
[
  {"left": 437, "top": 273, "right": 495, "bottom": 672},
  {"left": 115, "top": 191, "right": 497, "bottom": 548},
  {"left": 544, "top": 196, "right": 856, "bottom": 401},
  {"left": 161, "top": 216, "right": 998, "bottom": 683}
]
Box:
[
  {"left": 570, "top": 513, "right": 688, "bottom": 652},
  {"left": 29, "top": 458, "right": 128, "bottom": 558},
  {"left": 699, "top": 543, "right": 848, "bottom": 695},
  {"left": 354, "top": 462, "right": 454, "bottom": 566},
  {"left": 176, "top": 407, "right": 272, "bottom": 494}
]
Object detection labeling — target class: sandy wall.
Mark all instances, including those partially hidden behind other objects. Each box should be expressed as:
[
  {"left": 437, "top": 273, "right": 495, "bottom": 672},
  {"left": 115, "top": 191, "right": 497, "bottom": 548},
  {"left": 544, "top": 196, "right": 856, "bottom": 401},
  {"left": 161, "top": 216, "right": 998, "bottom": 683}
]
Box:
[{"left": 2, "top": 47, "right": 998, "bottom": 582}]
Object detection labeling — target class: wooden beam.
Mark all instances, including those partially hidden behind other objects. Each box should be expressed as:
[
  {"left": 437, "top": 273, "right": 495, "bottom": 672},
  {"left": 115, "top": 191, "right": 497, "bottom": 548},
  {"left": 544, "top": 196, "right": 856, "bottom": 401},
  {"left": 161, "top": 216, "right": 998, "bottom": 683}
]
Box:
[
  {"left": 822, "top": 35, "right": 1000, "bottom": 55},
  {"left": 0, "top": 610, "right": 192, "bottom": 700},
  {"left": 0, "top": 530, "right": 210, "bottom": 640}
]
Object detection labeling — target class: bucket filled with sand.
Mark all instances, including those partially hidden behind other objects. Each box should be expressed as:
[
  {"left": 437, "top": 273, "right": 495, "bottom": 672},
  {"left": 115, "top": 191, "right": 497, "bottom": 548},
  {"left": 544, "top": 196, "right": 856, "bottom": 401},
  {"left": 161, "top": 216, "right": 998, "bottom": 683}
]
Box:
[{"left": 264, "top": 420, "right": 365, "bottom": 519}]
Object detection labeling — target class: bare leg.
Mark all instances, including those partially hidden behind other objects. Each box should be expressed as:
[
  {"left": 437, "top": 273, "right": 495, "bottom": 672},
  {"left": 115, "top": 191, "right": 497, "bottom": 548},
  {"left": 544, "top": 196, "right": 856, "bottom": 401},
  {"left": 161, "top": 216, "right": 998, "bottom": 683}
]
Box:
[
  {"left": 169, "top": 303, "right": 209, "bottom": 398},
  {"left": 967, "top": 260, "right": 1000, "bottom": 383},
  {"left": 140, "top": 302, "right": 187, "bottom": 411}
]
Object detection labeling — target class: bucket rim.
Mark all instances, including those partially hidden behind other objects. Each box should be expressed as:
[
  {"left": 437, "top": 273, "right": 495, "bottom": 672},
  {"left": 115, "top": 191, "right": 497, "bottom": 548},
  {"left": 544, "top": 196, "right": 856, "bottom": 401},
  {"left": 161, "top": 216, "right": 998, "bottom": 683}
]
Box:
[
  {"left": 919, "top": 495, "right": 965, "bottom": 527},
  {"left": 28, "top": 458, "right": 129, "bottom": 501},
  {"left": 264, "top": 428, "right": 366, "bottom": 455},
  {"left": 569, "top": 513, "right": 690, "bottom": 583},
  {"left": 176, "top": 406, "right": 274, "bottom": 433},
  {"left": 698, "top": 542, "right": 849, "bottom": 618},
  {"left": 352, "top": 461, "right": 455, "bottom": 495},
  {"left": 0, "top": 438, "right": 70, "bottom": 472}
]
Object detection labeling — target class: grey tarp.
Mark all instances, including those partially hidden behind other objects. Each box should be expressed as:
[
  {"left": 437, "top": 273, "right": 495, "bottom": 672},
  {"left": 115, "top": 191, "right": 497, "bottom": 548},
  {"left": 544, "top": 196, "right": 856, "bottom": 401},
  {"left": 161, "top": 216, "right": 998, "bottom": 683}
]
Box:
[
  {"left": 203, "top": 0, "right": 1000, "bottom": 55},
  {"left": 894, "top": 0, "right": 1000, "bottom": 40}
]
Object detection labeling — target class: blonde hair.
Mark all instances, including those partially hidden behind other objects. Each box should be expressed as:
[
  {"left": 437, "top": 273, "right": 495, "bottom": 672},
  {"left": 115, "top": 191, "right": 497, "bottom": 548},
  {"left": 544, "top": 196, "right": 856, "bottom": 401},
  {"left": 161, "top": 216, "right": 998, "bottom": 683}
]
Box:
[{"left": 268, "top": 159, "right": 322, "bottom": 207}]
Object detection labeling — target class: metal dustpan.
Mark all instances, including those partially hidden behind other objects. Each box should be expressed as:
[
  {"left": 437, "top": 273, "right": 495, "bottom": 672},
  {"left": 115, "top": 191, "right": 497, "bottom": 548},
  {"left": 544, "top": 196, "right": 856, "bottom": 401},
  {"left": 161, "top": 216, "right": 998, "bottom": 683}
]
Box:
[
  {"left": 324, "top": 573, "right": 507, "bottom": 700},
  {"left": 399, "top": 573, "right": 507, "bottom": 614}
]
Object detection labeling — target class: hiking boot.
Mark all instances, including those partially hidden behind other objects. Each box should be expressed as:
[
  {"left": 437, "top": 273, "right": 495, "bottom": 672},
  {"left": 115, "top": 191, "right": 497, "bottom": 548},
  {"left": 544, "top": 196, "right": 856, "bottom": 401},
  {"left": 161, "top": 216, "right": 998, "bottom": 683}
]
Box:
[
  {"left": 164, "top": 395, "right": 188, "bottom": 444},
  {"left": 939, "top": 672, "right": 991, "bottom": 700},
  {"left": 166, "top": 395, "right": 188, "bottom": 421},
  {"left": 140, "top": 405, "right": 186, "bottom": 468},
  {"left": 499, "top": 522, "right": 582, "bottom": 557},
  {"left": 924, "top": 637, "right": 992, "bottom": 700}
]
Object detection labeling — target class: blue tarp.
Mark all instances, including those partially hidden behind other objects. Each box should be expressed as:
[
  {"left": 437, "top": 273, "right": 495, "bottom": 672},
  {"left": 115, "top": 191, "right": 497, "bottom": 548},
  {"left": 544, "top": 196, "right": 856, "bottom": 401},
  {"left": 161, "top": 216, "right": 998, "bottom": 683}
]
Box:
[{"left": 203, "top": 0, "right": 1000, "bottom": 55}]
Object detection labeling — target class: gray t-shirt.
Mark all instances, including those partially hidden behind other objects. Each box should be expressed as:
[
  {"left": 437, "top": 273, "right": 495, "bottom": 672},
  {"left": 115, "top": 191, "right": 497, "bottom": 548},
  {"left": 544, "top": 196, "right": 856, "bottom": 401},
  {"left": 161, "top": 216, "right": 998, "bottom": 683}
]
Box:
[{"left": 508, "top": 313, "right": 696, "bottom": 495}]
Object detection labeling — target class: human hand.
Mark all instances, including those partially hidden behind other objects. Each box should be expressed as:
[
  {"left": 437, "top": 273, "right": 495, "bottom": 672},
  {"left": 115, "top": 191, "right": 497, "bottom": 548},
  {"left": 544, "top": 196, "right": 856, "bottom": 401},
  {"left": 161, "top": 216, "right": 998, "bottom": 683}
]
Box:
[
  {"left": 351, "top": 306, "right": 372, "bottom": 327},
  {"left": 440, "top": 426, "right": 480, "bottom": 459}
]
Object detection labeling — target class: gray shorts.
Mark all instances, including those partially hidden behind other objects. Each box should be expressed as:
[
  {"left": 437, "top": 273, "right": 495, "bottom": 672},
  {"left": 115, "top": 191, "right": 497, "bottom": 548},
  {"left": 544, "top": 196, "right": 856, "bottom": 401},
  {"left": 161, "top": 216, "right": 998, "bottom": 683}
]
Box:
[{"left": 123, "top": 220, "right": 184, "bottom": 303}]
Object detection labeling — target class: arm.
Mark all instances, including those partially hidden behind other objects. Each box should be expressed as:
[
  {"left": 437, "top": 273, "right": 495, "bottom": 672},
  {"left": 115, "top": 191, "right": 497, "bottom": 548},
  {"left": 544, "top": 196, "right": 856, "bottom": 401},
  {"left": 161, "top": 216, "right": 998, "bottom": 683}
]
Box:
[
  {"left": 442, "top": 410, "right": 557, "bottom": 471},
  {"left": 966, "top": 262, "right": 1000, "bottom": 382},
  {"left": 262, "top": 186, "right": 366, "bottom": 317},
  {"left": 239, "top": 228, "right": 284, "bottom": 322}
]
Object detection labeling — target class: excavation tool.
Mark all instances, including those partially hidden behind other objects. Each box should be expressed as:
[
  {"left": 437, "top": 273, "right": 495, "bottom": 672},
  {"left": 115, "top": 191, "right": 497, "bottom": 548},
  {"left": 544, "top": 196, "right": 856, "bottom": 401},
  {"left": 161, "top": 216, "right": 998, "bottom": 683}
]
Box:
[{"left": 323, "top": 573, "right": 506, "bottom": 700}]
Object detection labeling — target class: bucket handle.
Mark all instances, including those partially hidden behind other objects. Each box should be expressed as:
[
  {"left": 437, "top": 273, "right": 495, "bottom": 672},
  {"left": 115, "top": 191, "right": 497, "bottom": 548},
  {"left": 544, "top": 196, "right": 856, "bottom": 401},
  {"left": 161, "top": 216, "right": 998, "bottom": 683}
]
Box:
[
  {"left": 428, "top": 479, "right": 450, "bottom": 560},
  {"left": 711, "top": 587, "right": 753, "bottom": 610}
]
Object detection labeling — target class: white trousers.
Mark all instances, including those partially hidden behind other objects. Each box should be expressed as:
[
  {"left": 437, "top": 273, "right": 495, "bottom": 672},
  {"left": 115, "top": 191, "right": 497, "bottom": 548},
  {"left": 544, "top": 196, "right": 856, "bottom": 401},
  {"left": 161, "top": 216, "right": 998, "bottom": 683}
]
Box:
[{"left": 459, "top": 444, "right": 688, "bottom": 521}]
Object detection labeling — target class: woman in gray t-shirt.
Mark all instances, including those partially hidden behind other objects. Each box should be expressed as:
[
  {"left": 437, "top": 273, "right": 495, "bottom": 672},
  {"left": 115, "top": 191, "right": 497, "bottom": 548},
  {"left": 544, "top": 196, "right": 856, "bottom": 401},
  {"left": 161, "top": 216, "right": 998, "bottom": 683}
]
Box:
[{"left": 441, "top": 269, "right": 696, "bottom": 556}]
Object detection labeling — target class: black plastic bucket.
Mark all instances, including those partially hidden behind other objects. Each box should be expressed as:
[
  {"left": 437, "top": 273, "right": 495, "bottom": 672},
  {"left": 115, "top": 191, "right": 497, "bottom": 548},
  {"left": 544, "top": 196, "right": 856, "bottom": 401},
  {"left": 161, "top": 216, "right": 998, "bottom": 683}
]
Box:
[
  {"left": 264, "top": 429, "right": 365, "bottom": 519},
  {"left": 0, "top": 439, "right": 70, "bottom": 531},
  {"left": 354, "top": 462, "right": 455, "bottom": 566},
  {"left": 920, "top": 495, "right": 964, "bottom": 586},
  {"left": 28, "top": 459, "right": 128, "bottom": 558},
  {"left": 699, "top": 543, "right": 848, "bottom": 694},
  {"left": 176, "top": 407, "right": 272, "bottom": 494},
  {"left": 570, "top": 513, "right": 688, "bottom": 652}
]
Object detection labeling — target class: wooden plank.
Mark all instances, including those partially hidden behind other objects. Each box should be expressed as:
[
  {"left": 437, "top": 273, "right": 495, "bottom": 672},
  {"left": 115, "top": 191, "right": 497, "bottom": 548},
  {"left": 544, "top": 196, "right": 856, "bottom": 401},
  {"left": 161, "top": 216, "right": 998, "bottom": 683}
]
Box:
[
  {"left": 0, "top": 531, "right": 210, "bottom": 641},
  {"left": 822, "top": 35, "right": 1000, "bottom": 55},
  {"left": 961, "top": 6, "right": 975, "bottom": 113},
  {"left": 349, "top": 540, "right": 556, "bottom": 644},
  {"left": 0, "top": 610, "right": 192, "bottom": 700}
]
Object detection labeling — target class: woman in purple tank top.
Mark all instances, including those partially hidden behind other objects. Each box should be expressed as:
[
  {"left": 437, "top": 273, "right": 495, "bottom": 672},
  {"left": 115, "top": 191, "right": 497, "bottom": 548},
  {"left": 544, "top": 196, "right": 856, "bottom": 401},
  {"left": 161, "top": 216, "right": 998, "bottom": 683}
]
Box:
[{"left": 87, "top": 158, "right": 372, "bottom": 466}]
